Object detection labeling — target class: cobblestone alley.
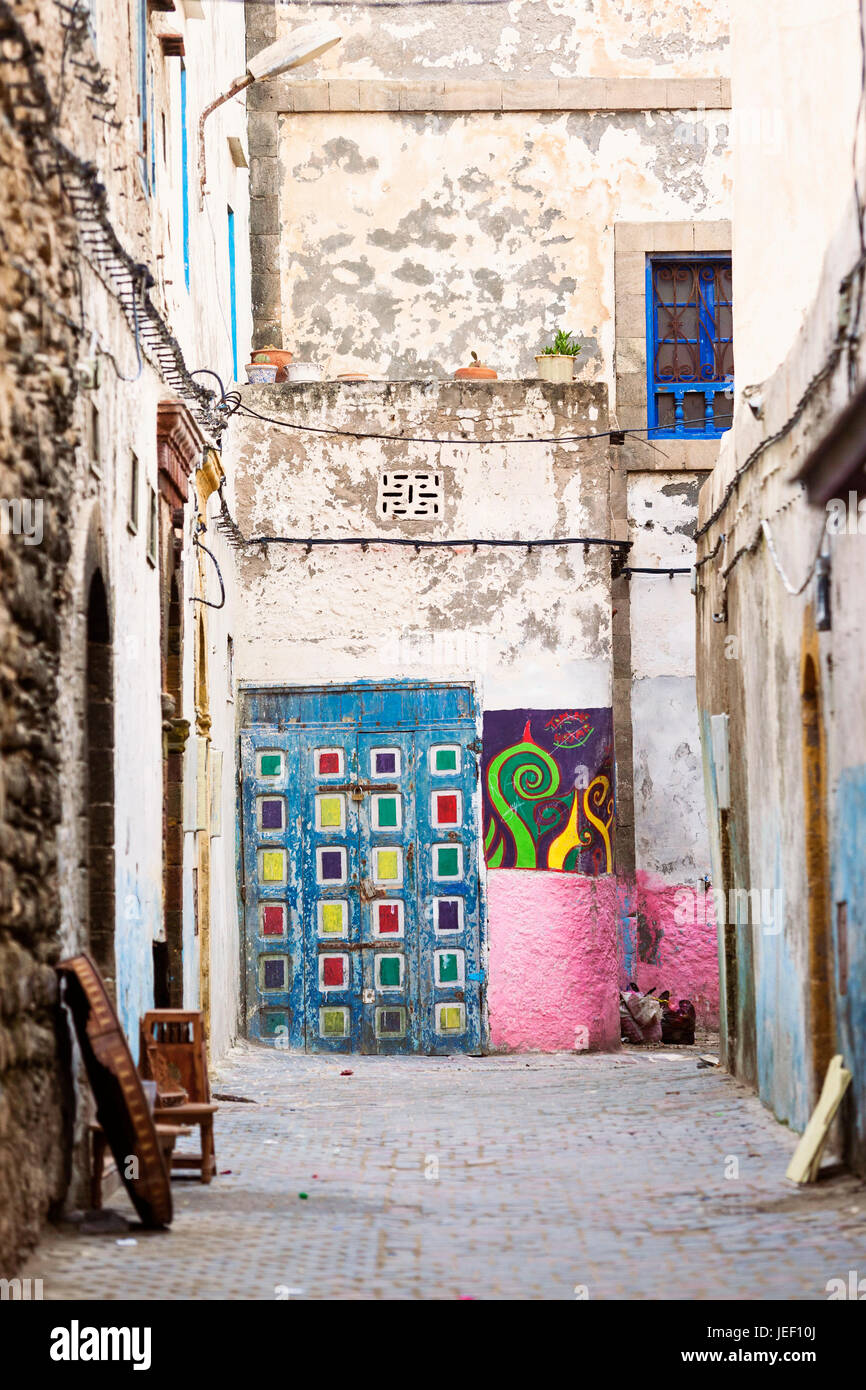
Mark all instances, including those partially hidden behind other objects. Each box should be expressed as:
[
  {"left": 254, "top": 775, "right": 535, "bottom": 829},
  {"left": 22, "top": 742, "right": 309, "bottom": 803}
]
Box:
[{"left": 21, "top": 1045, "right": 866, "bottom": 1302}]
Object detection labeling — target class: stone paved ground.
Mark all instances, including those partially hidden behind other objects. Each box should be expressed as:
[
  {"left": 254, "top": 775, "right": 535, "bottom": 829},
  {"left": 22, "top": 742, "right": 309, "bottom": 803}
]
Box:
[{"left": 20, "top": 1043, "right": 866, "bottom": 1300}]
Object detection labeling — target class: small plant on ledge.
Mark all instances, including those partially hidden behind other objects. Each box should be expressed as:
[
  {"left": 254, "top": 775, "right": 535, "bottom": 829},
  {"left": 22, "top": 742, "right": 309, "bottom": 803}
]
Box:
[{"left": 536, "top": 329, "right": 581, "bottom": 382}]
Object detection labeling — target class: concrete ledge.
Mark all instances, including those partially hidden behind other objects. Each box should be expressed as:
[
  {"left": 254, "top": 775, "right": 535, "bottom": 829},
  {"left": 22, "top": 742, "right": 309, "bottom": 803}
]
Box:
[{"left": 251, "top": 76, "right": 731, "bottom": 115}]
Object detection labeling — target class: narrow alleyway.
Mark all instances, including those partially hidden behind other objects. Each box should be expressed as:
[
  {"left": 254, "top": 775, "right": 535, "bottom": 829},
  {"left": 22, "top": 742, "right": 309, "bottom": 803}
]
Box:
[{"left": 22, "top": 1047, "right": 866, "bottom": 1301}]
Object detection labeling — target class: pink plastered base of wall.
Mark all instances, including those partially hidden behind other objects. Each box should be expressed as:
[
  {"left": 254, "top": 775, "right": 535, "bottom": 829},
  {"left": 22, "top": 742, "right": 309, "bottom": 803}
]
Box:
[
  {"left": 618, "top": 872, "right": 719, "bottom": 1027},
  {"left": 486, "top": 870, "right": 622, "bottom": 1053}
]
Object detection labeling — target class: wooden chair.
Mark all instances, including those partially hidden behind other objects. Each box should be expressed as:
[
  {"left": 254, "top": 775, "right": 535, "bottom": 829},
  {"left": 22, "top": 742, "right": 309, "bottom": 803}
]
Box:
[
  {"left": 90, "top": 1122, "right": 191, "bottom": 1210},
  {"left": 139, "top": 1010, "right": 219, "bottom": 1184}
]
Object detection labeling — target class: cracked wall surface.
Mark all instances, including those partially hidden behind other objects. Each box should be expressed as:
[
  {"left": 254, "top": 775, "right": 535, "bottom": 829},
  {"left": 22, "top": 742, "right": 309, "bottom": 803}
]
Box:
[
  {"left": 233, "top": 380, "right": 612, "bottom": 707},
  {"left": 270, "top": 0, "right": 730, "bottom": 81},
  {"left": 274, "top": 109, "right": 730, "bottom": 378},
  {"left": 247, "top": 0, "right": 731, "bottom": 372}
]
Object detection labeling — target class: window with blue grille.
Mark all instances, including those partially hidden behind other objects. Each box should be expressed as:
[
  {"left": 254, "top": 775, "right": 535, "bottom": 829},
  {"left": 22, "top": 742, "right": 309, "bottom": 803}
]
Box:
[{"left": 646, "top": 255, "right": 733, "bottom": 439}]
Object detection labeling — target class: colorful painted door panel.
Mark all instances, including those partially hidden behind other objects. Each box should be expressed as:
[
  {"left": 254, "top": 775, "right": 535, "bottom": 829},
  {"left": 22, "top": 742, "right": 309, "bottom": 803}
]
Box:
[{"left": 239, "top": 683, "right": 483, "bottom": 1053}]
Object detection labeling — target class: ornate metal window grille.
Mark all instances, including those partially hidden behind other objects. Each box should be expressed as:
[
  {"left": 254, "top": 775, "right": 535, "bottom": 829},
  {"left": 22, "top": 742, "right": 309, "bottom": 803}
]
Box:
[{"left": 646, "top": 255, "right": 733, "bottom": 439}]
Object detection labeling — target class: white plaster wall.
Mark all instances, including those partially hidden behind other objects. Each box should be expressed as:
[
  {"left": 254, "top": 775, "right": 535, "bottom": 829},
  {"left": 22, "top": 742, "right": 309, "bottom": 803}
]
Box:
[
  {"left": 201, "top": 479, "right": 243, "bottom": 1056},
  {"left": 151, "top": 4, "right": 253, "bottom": 385},
  {"left": 628, "top": 471, "right": 709, "bottom": 879},
  {"left": 728, "top": 0, "right": 862, "bottom": 384},
  {"left": 278, "top": 108, "right": 731, "bottom": 378},
  {"left": 55, "top": 277, "right": 166, "bottom": 1054},
  {"left": 231, "top": 382, "right": 613, "bottom": 711}
]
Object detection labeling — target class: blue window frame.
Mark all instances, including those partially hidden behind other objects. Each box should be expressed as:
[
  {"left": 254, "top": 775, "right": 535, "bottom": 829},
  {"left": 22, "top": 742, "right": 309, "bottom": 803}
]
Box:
[
  {"left": 646, "top": 254, "right": 733, "bottom": 438},
  {"left": 227, "top": 206, "right": 239, "bottom": 382},
  {"left": 180, "top": 61, "right": 190, "bottom": 290}
]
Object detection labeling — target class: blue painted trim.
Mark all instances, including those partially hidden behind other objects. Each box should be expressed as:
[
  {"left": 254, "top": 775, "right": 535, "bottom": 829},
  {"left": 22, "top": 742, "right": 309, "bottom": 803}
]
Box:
[
  {"left": 239, "top": 679, "right": 476, "bottom": 731},
  {"left": 180, "top": 62, "right": 190, "bottom": 291},
  {"left": 227, "top": 205, "right": 238, "bottom": 383},
  {"left": 646, "top": 252, "right": 732, "bottom": 440},
  {"left": 135, "top": 0, "right": 150, "bottom": 196}
]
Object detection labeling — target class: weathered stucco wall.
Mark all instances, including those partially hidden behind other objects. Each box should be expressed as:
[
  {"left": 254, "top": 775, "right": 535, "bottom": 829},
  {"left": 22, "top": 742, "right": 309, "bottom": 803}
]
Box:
[
  {"left": 271, "top": 0, "right": 731, "bottom": 81},
  {"left": 487, "top": 872, "right": 620, "bottom": 1051},
  {"left": 229, "top": 380, "right": 719, "bottom": 1046},
  {"left": 237, "top": 0, "right": 725, "bottom": 1049},
  {"left": 49, "top": 0, "right": 252, "bottom": 1068},
  {"left": 248, "top": 0, "right": 731, "bottom": 369},
  {"left": 233, "top": 381, "right": 613, "bottom": 707},
  {"left": 275, "top": 109, "right": 730, "bottom": 379}
]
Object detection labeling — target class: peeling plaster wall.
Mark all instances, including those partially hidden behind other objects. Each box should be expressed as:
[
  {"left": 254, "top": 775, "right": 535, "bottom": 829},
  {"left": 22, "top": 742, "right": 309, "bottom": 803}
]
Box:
[
  {"left": 233, "top": 381, "right": 612, "bottom": 707},
  {"left": 238, "top": 0, "right": 728, "bottom": 1048},
  {"left": 273, "top": 1, "right": 731, "bottom": 81},
  {"left": 230, "top": 380, "right": 719, "bottom": 1046},
  {"left": 276, "top": 109, "right": 730, "bottom": 378}
]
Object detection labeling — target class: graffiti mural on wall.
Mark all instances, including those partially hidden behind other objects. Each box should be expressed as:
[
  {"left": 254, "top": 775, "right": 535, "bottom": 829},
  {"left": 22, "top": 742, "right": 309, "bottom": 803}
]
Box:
[{"left": 482, "top": 709, "right": 615, "bottom": 874}]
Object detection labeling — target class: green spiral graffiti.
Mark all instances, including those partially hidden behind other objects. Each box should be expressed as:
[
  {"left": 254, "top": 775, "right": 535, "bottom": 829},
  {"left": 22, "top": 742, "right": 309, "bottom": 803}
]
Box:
[{"left": 486, "top": 730, "right": 561, "bottom": 869}]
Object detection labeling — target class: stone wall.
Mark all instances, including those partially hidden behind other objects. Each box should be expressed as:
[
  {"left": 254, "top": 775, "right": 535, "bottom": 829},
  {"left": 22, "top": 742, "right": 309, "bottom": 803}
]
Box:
[
  {"left": 0, "top": 0, "right": 253, "bottom": 1272},
  {"left": 0, "top": 1, "right": 83, "bottom": 1273}
]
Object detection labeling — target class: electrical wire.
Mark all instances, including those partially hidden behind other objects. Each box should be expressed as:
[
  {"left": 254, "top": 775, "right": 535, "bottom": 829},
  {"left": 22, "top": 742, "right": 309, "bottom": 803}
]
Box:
[
  {"left": 622, "top": 566, "right": 691, "bottom": 576},
  {"left": 245, "top": 533, "right": 629, "bottom": 550},
  {"left": 234, "top": 400, "right": 733, "bottom": 448},
  {"left": 760, "top": 515, "right": 828, "bottom": 596},
  {"left": 191, "top": 533, "right": 227, "bottom": 610},
  {"left": 694, "top": 344, "right": 843, "bottom": 541}
]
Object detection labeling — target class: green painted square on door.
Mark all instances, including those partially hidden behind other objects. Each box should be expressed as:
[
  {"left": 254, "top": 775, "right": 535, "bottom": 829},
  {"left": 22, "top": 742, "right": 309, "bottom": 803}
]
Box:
[{"left": 378, "top": 797, "right": 398, "bottom": 827}]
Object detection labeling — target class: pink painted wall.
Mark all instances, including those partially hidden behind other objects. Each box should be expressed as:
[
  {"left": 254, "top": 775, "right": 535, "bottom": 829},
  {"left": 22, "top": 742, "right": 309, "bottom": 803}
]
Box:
[
  {"left": 618, "top": 873, "right": 720, "bottom": 1026},
  {"left": 486, "top": 870, "right": 621, "bottom": 1052},
  {"left": 485, "top": 871, "right": 720, "bottom": 1052}
]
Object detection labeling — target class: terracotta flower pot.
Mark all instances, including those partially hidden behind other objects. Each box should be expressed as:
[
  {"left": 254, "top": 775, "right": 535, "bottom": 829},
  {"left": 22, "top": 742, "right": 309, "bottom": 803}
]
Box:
[
  {"left": 535, "top": 354, "right": 576, "bottom": 383},
  {"left": 454, "top": 359, "right": 497, "bottom": 379}
]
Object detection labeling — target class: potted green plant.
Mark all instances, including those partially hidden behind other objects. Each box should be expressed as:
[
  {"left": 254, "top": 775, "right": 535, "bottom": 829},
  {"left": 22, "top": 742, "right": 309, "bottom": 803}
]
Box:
[{"left": 535, "top": 329, "right": 581, "bottom": 383}]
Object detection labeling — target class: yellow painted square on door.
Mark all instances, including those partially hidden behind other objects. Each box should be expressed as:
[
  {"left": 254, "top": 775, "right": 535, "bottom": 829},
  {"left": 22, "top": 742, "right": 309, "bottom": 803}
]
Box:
[
  {"left": 318, "top": 795, "right": 343, "bottom": 828},
  {"left": 321, "top": 903, "right": 344, "bottom": 935},
  {"left": 376, "top": 849, "right": 399, "bottom": 881},
  {"left": 261, "top": 850, "right": 285, "bottom": 882}
]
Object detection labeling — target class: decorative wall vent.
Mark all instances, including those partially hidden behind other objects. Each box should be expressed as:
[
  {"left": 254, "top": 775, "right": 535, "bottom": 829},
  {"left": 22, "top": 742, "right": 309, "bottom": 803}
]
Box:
[{"left": 377, "top": 471, "right": 443, "bottom": 520}]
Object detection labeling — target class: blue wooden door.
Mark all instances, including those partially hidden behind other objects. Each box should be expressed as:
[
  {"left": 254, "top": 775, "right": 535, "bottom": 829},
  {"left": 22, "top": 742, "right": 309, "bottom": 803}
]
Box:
[{"left": 240, "top": 683, "right": 483, "bottom": 1054}]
